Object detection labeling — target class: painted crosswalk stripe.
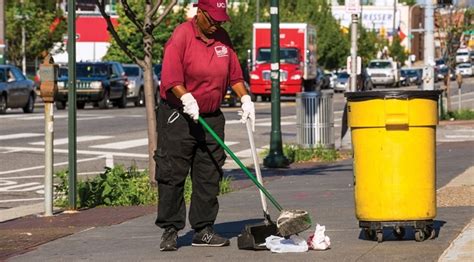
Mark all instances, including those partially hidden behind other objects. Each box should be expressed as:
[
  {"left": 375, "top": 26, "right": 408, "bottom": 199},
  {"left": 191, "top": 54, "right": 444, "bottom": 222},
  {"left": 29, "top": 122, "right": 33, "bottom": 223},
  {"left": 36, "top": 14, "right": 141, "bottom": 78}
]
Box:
[
  {"left": 18, "top": 115, "right": 68, "bottom": 120},
  {"left": 225, "top": 141, "right": 239, "bottom": 146},
  {"left": 0, "top": 197, "right": 44, "bottom": 203},
  {"left": 90, "top": 138, "right": 149, "bottom": 150},
  {"left": 29, "top": 135, "right": 112, "bottom": 146},
  {"left": 0, "top": 133, "right": 43, "bottom": 141},
  {"left": 0, "top": 182, "right": 43, "bottom": 192}
]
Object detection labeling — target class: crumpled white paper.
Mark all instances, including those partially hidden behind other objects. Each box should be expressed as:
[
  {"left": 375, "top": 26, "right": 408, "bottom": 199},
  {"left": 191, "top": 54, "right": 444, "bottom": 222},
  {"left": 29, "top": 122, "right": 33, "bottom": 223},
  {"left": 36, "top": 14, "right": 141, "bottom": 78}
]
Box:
[
  {"left": 265, "top": 234, "right": 308, "bottom": 253},
  {"left": 307, "top": 224, "right": 331, "bottom": 250}
]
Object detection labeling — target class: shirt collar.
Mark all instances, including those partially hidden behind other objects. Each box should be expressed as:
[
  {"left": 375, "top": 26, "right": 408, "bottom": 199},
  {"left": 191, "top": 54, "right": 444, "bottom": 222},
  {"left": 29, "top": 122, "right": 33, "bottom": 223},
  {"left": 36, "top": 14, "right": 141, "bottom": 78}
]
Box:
[{"left": 192, "top": 16, "right": 216, "bottom": 46}]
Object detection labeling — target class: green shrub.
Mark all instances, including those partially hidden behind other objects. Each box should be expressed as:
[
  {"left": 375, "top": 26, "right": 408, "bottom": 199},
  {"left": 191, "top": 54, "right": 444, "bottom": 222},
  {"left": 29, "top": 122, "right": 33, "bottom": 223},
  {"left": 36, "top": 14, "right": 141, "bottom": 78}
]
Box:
[
  {"left": 441, "top": 109, "right": 474, "bottom": 120},
  {"left": 54, "top": 165, "right": 233, "bottom": 208},
  {"left": 260, "top": 144, "right": 340, "bottom": 163}
]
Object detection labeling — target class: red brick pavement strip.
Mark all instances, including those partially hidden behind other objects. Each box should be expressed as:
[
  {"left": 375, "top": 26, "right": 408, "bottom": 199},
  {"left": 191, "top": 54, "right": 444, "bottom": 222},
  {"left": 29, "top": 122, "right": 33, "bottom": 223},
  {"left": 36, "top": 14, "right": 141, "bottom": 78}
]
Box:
[{"left": 0, "top": 205, "right": 155, "bottom": 261}]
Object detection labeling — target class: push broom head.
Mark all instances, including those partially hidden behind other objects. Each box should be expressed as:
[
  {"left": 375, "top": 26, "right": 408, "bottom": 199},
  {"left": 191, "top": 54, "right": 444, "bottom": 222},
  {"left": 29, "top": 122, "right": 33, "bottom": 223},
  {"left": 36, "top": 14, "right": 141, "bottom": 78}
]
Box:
[{"left": 276, "top": 209, "right": 312, "bottom": 237}]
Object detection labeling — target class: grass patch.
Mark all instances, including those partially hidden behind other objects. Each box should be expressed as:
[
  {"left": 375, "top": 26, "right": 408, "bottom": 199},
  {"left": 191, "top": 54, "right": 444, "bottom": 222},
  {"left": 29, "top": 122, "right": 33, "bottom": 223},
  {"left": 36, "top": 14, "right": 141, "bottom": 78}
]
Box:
[
  {"left": 441, "top": 109, "right": 474, "bottom": 120},
  {"left": 260, "top": 144, "right": 341, "bottom": 163},
  {"left": 54, "top": 165, "right": 232, "bottom": 209}
]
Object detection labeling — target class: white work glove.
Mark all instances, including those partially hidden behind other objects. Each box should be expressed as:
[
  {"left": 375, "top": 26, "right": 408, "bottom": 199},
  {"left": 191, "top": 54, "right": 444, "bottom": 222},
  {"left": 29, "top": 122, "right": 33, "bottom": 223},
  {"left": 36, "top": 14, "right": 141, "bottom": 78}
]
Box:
[
  {"left": 180, "top": 93, "right": 199, "bottom": 122},
  {"left": 240, "top": 94, "right": 255, "bottom": 131}
]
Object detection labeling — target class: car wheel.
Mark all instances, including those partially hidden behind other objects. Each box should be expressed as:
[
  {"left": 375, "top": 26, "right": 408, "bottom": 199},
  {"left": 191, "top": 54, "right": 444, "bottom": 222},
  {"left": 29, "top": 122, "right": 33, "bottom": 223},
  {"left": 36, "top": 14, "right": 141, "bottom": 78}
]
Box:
[
  {"left": 134, "top": 88, "right": 145, "bottom": 107},
  {"left": 98, "top": 91, "right": 110, "bottom": 109},
  {"left": 56, "top": 101, "right": 66, "bottom": 110},
  {"left": 117, "top": 89, "right": 127, "bottom": 109},
  {"left": 22, "top": 93, "right": 35, "bottom": 113},
  {"left": 0, "top": 94, "right": 7, "bottom": 114}
]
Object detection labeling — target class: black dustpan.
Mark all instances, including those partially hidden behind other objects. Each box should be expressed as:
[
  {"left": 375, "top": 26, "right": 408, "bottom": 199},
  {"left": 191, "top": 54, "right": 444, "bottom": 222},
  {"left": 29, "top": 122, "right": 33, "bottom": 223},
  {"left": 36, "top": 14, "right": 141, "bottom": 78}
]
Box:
[{"left": 237, "top": 120, "right": 279, "bottom": 250}]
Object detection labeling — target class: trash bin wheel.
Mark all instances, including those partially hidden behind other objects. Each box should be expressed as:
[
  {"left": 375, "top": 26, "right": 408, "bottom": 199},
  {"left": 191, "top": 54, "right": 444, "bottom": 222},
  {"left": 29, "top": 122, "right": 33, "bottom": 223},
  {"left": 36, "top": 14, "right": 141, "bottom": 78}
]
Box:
[
  {"left": 376, "top": 230, "right": 383, "bottom": 243},
  {"left": 363, "top": 228, "right": 375, "bottom": 240},
  {"left": 393, "top": 227, "right": 405, "bottom": 240},
  {"left": 424, "top": 225, "right": 436, "bottom": 240},
  {"left": 415, "top": 229, "right": 426, "bottom": 242}
]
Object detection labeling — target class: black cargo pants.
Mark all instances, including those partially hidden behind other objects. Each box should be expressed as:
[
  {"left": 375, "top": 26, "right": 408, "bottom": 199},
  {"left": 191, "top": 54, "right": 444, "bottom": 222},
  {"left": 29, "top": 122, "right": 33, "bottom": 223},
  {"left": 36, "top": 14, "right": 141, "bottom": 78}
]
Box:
[{"left": 154, "top": 102, "right": 226, "bottom": 231}]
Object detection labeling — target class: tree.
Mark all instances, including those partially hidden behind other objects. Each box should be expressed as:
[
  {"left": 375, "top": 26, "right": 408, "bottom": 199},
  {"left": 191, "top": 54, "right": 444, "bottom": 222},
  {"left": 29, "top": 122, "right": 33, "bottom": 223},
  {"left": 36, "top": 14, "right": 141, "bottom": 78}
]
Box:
[
  {"left": 96, "top": 0, "right": 179, "bottom": 183},
  {"left": 103, "top": 1, "right": 187, "bottom": 63},
  {"left": 5, "top": 0, "right": 66, "bottom": 70},
  {"left": 388, "top": 34, "right": 407, "bottom": 65}
]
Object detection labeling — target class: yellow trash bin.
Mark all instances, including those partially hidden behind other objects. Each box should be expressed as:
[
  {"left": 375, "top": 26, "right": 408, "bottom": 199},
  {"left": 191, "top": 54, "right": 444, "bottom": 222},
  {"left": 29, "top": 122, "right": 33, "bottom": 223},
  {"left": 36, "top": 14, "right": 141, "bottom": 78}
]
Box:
[{"left": 345, "top": 90, "right": 441, "bottom": 242}]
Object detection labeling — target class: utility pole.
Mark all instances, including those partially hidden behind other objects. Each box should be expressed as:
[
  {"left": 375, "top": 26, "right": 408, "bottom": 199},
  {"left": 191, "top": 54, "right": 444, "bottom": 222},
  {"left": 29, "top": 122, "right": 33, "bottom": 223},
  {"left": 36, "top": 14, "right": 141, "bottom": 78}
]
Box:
[
  {"left": 0, "top": 0, "right": 5, "bottom": 64},
  {"left": 423, "top": 0, "right": 435, "bottom": 90},
  {"left": 20, "top": 0, "right": 26, "bottom": 74},
  {"left": 263, "top": 0, "right": 289, "bottom": 168},
  {"left": 67, "top": 0, "right": 77, "bottom": 210}
]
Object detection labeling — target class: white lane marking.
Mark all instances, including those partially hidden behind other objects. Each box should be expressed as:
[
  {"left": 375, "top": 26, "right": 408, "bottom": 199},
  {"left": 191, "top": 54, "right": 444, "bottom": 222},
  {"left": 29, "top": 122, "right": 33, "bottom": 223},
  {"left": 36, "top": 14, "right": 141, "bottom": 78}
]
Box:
[
  {"left": 106, "top": 154, "right": 114, "bottom": 167},
  {"left": 0, "top": 197, "right": 43, "bottom": 203},
  {"left": 445, "top": 135, "right": 474, "bottom": 138},
  {"left": 0, "top": 133, "right": 43, "bottom": 141},
  {"left": 78, "top": 116, "right": 114, "bottom": 121},
  {"left": 0, "top": 146, "right": 148, "bottom": 158},
  {"left": 18, "top": 115, "right": 67, "bottom": 120},
  {"left": 0, "top": 156, "right": 105, "bottom": 175},
  {"left": 29, "top": 135, "right": 112, "bottom": 146},
  {"left": 0, "top": 180, "right": 16, "bottom": 186},
  {"left": 225, "top": 141, "right": 239, "bottom": 146},
  {"left": 1, "top": 171, "right": 111, "bottom": 180},
  {"left": 90, "top": 138, "right": 148, "bottom": 149},
  {"left": 0, "top": 182, "right": 42, "bottom": 192},
  {"left": 0, "top": 114, "right": 31, "bottom": 119},
  {"left": 255, "top": 121, "right": 295, "bottom": 127}
]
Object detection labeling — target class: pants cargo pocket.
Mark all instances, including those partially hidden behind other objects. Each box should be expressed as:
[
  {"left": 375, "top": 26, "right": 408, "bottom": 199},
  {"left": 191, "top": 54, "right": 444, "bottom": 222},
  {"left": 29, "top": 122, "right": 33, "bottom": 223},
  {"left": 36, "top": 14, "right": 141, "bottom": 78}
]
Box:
[{"left": 154, "top": 148, "right": 172, "bottom": 183}]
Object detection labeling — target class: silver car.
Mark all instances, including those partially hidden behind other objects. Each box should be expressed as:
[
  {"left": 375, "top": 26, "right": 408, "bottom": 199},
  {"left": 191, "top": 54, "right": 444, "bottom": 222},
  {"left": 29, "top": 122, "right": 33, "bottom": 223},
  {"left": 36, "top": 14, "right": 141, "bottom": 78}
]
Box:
[
  {"left": 0, "top": 65, "right": 36, "bottom": 114},
  {"left": 122, "top": 64, "right": 159, "bottom": 107}
]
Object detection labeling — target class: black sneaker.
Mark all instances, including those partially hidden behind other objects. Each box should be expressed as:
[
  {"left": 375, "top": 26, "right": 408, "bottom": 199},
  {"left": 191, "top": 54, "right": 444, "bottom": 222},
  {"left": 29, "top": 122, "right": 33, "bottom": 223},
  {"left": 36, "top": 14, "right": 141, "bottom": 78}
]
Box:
[
  {"left": 192, "top": 226, "right": 230, "bottom": 247},
  {"left": 160, "top": 227, "right": 178, "bottom": 251}
]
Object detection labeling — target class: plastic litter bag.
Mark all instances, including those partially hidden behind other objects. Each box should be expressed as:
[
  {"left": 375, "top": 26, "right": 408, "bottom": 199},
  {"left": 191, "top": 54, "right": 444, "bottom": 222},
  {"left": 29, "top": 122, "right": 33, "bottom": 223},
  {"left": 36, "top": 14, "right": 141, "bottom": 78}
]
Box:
[
  {"left": 307, "top": 224, "right": 331, "bottom": 250},
  {"left": 265, "top": 235, "right": 308, "bottom": 253}
]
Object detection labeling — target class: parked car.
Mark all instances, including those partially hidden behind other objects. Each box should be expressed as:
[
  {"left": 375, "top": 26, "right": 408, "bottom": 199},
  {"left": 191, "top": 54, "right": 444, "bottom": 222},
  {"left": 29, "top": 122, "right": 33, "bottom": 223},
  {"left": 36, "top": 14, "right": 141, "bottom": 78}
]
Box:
[
  {"left": 0, "top": 65, "right": 36, "bottom": 114},
  {"left": 122, "top": 64, "right": 159, "bottom": 107},
  {"left": 366, "top": 59, "right": 400, "bottom": 87},
  {"left": 334, "top": 71, "right": 349, "bottom": 93},
  {"left": 400, "top": 68, "right": 422, "bottom": 86},
  {"left": 153, "top": 64, "right": 162, "bottom": 86},
  {"left": 455, "top": 63, "right": 473, "bottom": 77},
  {"left": 315, "top": 67, "right": 330, "bottom": 90},
  {"left": 55, "top": 62, "right": 128, "bottom": 110},
  {"left": 455, "top": 48, "right": 471, "bottom": 64},
  {"left": 222, "top": 82, "right": 250, "bottom": 107}
]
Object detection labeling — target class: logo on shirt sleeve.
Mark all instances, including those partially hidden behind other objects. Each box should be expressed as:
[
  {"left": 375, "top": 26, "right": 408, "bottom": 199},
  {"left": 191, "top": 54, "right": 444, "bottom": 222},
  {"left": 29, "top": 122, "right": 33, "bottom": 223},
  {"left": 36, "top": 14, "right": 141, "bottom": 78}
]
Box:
[{"left": 214, "top": 46, "right": 229, "bottom": 57}]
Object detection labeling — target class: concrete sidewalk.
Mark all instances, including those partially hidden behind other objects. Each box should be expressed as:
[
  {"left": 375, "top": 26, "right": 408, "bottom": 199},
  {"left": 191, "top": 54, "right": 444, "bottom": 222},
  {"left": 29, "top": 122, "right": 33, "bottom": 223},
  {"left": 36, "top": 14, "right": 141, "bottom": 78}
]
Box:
[{"left": 2, "top": 141, "right": 472, "bottom": 261}]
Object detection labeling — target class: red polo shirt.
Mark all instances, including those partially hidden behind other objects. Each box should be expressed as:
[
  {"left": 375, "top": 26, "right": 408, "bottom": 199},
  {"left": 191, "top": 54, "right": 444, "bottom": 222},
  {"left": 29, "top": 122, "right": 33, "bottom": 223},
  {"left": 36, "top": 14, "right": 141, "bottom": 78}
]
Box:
[{"left": 160, "top": 18, "right": 244, "bottom": 113}]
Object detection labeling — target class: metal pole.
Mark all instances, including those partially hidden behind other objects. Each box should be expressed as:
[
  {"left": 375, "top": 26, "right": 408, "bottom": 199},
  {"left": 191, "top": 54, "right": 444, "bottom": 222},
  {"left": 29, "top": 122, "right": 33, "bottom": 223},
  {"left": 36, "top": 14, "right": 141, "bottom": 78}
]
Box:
[
  {"left": 423, "top": 0, "right": 435, "bottom": 90},
  {"left": 458, "top": 87, "right": 461, "bottom": 111},
  {"left": 393, "top": 0, "right": 397, "bottom": 36},
  {"left": 44, "top": 102, "right": 54, "bottom": 216},
  {"left": 350, "top": 14, "right": 358, "bottom": 92},
  {"left": 67, "top": 0, "right": 77, "bottom": 210},
  {"left": 256, "top": 0, "right": 260, "bottom": 22},
  {"left": 0, "top": 0, "right": 5, "bottom": 64},
  {"left": 21, "top": 0, "right": 26, "bottom": 74},
  {"left": 263, "top": 0, "right": 289, "bottom": 168}
]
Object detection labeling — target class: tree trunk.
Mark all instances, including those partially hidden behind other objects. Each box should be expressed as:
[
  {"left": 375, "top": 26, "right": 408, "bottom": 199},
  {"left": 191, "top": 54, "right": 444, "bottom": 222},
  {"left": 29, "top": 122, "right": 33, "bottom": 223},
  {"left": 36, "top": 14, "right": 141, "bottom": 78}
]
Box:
[{"left": 143, "top": 34, "right": 157, "bottom": 185}]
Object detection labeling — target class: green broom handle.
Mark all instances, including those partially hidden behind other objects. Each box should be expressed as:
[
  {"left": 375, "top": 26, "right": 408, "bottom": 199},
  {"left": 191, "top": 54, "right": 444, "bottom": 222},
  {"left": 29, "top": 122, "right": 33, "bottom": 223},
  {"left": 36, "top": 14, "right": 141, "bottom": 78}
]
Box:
[{"left": 198, "top": 117, "right": 283, "bottom": 211}]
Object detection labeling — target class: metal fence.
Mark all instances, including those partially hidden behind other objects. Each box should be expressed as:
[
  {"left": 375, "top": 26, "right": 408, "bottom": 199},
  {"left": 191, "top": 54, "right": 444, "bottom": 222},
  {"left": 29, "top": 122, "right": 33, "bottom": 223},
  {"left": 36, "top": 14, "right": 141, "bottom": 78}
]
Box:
[{"left": 296, "top": 90, "right": 334, "bottom": 149}]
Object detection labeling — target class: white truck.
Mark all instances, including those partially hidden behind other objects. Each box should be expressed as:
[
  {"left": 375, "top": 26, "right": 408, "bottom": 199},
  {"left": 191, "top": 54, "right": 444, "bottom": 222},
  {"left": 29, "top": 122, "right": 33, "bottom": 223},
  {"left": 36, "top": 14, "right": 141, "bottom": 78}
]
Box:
[{"left": 366, "top": 59, "right": 400, "bottom": 88}]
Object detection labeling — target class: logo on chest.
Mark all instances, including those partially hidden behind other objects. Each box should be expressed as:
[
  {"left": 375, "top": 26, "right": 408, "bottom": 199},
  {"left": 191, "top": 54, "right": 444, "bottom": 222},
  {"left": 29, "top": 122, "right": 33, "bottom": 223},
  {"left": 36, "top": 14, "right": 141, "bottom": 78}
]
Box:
[{"left": 214, "top": 46, "right": 229, "bottom": 57}]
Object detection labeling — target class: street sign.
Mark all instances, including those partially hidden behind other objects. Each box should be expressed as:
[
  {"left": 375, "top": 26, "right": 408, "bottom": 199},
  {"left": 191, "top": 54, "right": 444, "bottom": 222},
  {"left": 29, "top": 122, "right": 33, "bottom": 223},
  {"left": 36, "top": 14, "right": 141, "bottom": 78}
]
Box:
[
  {"left": 345, "top": 0, "right": 361, "bottom": 14},
  {"left": 347, "top": 56, "right": 362, "bottom": 75}
]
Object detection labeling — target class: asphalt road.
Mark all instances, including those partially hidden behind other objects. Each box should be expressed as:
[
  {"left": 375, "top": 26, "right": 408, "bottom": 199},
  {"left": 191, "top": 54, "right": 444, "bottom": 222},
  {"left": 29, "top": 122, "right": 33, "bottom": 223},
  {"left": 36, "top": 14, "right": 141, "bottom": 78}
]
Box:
[{"left": 0, "top": 79, "right": 473, "bottom": 210}]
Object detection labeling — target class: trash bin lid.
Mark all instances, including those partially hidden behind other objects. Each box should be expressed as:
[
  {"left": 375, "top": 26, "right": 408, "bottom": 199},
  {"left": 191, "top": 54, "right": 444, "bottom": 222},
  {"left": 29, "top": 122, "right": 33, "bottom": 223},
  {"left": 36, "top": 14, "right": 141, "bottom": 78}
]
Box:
[{"left": 345, "top": 90, "right": 442, "bottom": 102}]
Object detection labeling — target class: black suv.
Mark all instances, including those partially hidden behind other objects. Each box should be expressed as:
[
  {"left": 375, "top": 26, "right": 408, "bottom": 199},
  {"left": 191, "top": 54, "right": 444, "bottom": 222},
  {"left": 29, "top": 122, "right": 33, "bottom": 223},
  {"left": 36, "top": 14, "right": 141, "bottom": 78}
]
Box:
[{"left": 55, "top": 62, "right": 128, "bottom": 109}]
